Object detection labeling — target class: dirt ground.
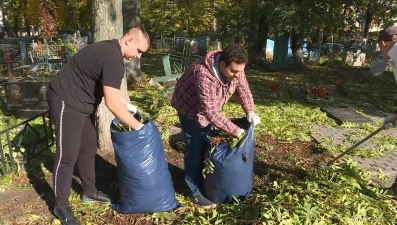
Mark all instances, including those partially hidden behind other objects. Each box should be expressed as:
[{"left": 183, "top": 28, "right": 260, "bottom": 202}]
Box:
[{"left": 0, "top": 129, "right": 332, "bottom": 225}]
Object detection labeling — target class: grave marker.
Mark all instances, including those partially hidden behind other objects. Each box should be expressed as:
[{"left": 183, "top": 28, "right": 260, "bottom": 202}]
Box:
[
  {"left": 320, "top": 107, "right": 374, "bottom": 125},
  {"left": 369, "top": 51, "right": 388, "bottom": 76},
  {"left": 4, "top": 48, "right": 14, "bottom": 81},
  {"left": 3, "top": 38, "right": 21, "bottom": 60},
  {"left": 345, "top": 51, "right": 354, "bottom": 65},
  {"left": 4, "top": 81, "right": 50, "bottom": 111},
  {"left": 57, "top": 46, "right": 68, "bottom": 64}
]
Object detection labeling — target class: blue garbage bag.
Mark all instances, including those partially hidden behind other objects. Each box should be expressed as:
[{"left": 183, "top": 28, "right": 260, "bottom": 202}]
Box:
[
  {"left": 202, "top": 118, "right": 255, "bottom": 203},
  {"left": 110, "top": 112, "right": 179, "bottom": 213}
]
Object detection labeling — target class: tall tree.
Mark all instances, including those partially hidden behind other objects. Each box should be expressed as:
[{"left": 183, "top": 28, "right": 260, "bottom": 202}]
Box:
[
  {"left": 39, "top": 0, "right": 57, "bottom": 41},
  {"left": 123, "top": 0, "right": 143, "bottom": 85},
  {"left": 92, "top": 0, "right": 130, "bottom": 155}
]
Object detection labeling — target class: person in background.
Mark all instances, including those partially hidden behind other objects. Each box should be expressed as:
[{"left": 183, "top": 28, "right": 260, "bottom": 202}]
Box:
[
  {"left": 47, "top": 26, "right": 150, "bottom": 224},
  {"left": 171, "top": 43, "right": 261, "bottom": 208},
  {"left": 377, "top": 26, "right": 397, "bottom": 200}
]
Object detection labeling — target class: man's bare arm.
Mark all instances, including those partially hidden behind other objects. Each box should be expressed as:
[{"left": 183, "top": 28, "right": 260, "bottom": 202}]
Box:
[{"left": 103, "top": 85, "right": 142, "bottom": 130}]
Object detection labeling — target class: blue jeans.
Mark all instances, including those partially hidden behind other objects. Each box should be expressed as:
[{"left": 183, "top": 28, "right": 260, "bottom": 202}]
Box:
[{"left": 178, "top": 113, "right": 209, "bottom": 197}]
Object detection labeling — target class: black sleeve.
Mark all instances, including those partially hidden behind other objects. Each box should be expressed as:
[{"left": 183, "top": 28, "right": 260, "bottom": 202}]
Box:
[{"left": 101, "top": 57, "right": 125, "bottom": 89}]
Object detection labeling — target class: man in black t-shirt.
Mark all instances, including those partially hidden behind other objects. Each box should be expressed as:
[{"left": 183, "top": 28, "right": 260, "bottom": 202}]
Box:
[{"left": 46, "top": 26, "right": 150, "bottom": 225}]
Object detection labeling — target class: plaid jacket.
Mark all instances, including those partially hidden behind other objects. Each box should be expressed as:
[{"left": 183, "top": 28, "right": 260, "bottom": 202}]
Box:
[{"left": 171, "top": 50, "right": 254, "bottom": 136}]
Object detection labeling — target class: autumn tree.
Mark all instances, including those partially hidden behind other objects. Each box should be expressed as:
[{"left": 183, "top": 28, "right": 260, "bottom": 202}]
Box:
[{"left": 39, "top": 0, "right": 57, "bottom": 40}]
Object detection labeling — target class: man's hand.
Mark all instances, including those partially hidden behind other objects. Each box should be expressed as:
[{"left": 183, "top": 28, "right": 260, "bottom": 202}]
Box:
[
  {"left": 247, "top": 112, "right": 261, "bottom": 126},
  {"left": 237, "top": 129, "right": 246, "bottom": 138},
  {"left": 103, "top": 86, "right": 142, "bottom": 130},
  {"left": 383, "top": 113, "right": 397, "bottom": 130}
]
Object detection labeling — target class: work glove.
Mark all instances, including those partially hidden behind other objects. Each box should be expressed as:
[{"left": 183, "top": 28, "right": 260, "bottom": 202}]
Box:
[
  {"left": 137, "top": 123, "right": 144, "bottom": 130},
  {"left": 126, "top": 103, "right": 138, "bottom": 114},
  {"left": 383, "top": 113, "right": 397, "bottom": 130},
  {"left": 247, "top": 112, "right": 261, "bottom": 126},
  {"left": 237, "top": 129, "right": 246, "bottom": 138}
]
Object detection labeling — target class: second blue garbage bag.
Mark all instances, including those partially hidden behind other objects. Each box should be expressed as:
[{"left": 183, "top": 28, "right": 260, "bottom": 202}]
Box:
[
  {"left": 202, "top": 118, "right": 255, "bottom": 204},
  {"left": 110, "top": 112, "right": 178, "bottom": 214}
]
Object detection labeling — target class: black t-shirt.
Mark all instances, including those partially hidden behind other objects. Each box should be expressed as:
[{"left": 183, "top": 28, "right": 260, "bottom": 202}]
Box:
[{"left": 49, "top": 39, "right": 124, "bottom": 114}]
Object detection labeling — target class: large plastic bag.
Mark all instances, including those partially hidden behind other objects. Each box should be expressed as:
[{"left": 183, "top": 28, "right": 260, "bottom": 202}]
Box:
[
  {"left": 202, "top": 118, "right": 255, "bottom": 203},
  {"left": 110, "top": 112, "right": 179, "bottom": 213}
]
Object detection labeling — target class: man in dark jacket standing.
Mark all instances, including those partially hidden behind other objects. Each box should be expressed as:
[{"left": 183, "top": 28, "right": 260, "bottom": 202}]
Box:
[
  {"left": 171, "top": 43, "right": 260, "bottom": 208},
  {"left": 47, "top": 26, "right": 149, "bottom": 224}
]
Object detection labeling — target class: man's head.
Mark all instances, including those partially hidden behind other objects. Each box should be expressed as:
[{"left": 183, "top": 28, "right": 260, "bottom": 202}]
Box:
[
  {"left": 119, "top": 25, "right": 150, "bottom": 60},
  {"left": 378, "top": 26, "right": 397, "bottom": 59},
  {"left": 219, "top": 43, "right": 248, "bottom": 81}
]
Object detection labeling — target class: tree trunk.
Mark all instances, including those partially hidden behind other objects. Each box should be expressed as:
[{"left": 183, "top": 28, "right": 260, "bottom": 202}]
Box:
[
  {"left": 13, "top": 16, "right": 18, "bottom": 37},
  {"left": 123, "top": 0, "right": 144, "bottom": 86},
  {"left": 23, "top": 0, "right": 30, "bottom": 36},
  {"left": 249, "top": 13, "right": 268, "bottom": 66},
  {"left": 363, "top": 9, "right": 373, "bottom": 38},
  {"left": 291, "top": 28, "right": 304, "bottom": 65},
  {"left": 92, "top": 0, "right": 129, "bottom": 155}
]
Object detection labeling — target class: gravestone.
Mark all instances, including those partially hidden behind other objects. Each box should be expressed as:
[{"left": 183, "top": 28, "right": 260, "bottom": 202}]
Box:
[
  {"left": 358, "top": 105, "right": 388, "bottom": 122},
  {"left": 320, "top": 107, "right": 374, "bottom": 125},
  {"left": 87, "top": 31, "right": 93, "bottom": 44},
  {"left": 3, "top": 38, "right": 21, "bottom": 60},
  {"left": 353, "top": 53, "right": 366, "bottom": 67},
  {"left": 77, "top": 36, "right": 88, "bottom": 50},
  {"left": 345, "top": 51, "right": 354, "bottom": 65},
  {"left": 195, "top": 35, "right": 207, "bottom": 56},
  {"left": 57, "top": 46, "right": 68, "bottom": 64},
  {"left": 369, "top": 51, "right": 388, "bottom": 76},
  {"left": 18, "top": 38, "right": 27, "bottom": 60},
  {"left": 4, "top": 81, "right": 50, "bottom": 111},
  {"left": 273, "top": 30, "right": 289, "bottom": 69},
  {"left": 309, "top": 46, "right": 320, "bottom": 63}
]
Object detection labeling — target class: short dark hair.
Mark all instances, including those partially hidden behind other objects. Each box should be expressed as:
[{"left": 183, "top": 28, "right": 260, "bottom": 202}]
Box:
[
  {"left": 137, "top": 25, "right": 150, "bottom": 45},
  {"left": 378, "top": 26, "right": 397, "bottom": 43},
  {"left": 125, "top": 25, "right": 150, "bottom": 45},
  {"left": 219, "top": 43, "right": 248, "bottom": 66}
]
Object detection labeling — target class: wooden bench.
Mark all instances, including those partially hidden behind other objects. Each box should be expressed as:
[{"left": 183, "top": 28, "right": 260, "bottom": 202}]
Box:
[{"left": 150, "top": 39, "right": 202, "bottom": 98}]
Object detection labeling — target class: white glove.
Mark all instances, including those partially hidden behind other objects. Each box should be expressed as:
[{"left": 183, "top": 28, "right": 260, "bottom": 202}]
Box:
[
  {"left": 126, "top": 103, "right": 138, "bottom": 114},
  {"left": 137, "top": 123, "right": 144, "bottom": 130},
  {"left": 237, "top": 129, "right": 246, "bottom": 137},
  {"left": 383, "top": 113, "right": 397, "bottom": 130},
  {"left": 247, "top": 112, "right": 261, "bottom": 126}
]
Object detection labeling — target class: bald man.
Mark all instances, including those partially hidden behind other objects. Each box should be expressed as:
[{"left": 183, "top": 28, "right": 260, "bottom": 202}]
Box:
[{"left": 47, "top": 26, "right": 150, "bottom": 224}]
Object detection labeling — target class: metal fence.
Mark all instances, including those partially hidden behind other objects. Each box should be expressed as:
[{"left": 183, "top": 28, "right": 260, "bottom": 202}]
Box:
[
  {"left": 0, "top": 111, "right": 54, "bottom": 179},
  {"left": 150, "top": 36, "right": 187, "bottom": 53}
]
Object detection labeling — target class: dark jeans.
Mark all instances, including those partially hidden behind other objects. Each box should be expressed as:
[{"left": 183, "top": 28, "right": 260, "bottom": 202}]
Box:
[
  {"left": 47, "top": 88, "right": 98, "bottom": 208},
  {"left": 178, "top": 113, "right": 210, "bottom": 198}
]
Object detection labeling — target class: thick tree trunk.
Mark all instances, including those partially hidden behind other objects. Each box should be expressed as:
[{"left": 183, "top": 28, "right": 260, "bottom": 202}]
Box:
[
  {"left": 92, "top": 0, "right": 129, "bottom": 155},
  {"left": 291, "top": 28, "right": 304, "bottom": 65},
  {"left": 123, "top": 0, "right": 144, "bottom": 85},
  {"left": 249, "top": 13, "right": 268, "bottom": 66}
]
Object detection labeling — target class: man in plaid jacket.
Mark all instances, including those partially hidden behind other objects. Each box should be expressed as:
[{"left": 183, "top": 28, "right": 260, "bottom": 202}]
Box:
[{"left": 171, "top": 43, "right": 260, "bottom": 208}]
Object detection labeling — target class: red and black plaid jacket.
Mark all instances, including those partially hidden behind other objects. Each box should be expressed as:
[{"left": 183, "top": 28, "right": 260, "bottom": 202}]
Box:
[{"left": 171, "top": 50, "right": 254, "bottom": 136}]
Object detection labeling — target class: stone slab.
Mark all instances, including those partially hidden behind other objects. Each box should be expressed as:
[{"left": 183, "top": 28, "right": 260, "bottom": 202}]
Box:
[
  {"left": 312, "top": 125, "right": 397, "bottom": 186},
  {"left": 311, "top": 125, "right": 379, "bottom": 149},
  {"left": 358, "top": 105, "right": 389, "bottom": 122},
  {"left": 320, "top": 107, "right": 374, "bottom": 125}
]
